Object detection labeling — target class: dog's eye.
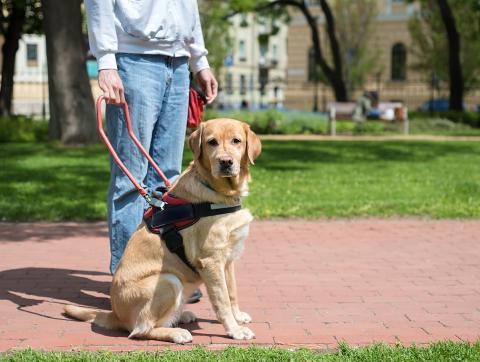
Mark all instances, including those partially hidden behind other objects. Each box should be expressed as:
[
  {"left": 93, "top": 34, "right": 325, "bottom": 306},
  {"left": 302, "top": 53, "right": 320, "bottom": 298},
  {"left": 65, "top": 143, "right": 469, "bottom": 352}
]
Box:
[
  {"left": 207, "top": 138, "right": 218, "bottom": 146},
  {"left": 232, "top": 138, "right": 241, "bottom": 144}
]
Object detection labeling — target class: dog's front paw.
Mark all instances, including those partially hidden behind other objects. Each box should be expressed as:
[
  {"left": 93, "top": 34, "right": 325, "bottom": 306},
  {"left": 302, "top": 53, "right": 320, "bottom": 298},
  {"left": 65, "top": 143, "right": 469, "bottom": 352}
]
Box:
[
  {"left": 233, "top": 310, "right": 252, "bottom": 324},
  {"left": 227, "top": 326, "right": 255, "bottom": 340},
  {"left": 179, "top": 310, "right": 197, "bottom": 324},
  {"left": 171, "top": 328, "right": 193, "bottom": 344}
]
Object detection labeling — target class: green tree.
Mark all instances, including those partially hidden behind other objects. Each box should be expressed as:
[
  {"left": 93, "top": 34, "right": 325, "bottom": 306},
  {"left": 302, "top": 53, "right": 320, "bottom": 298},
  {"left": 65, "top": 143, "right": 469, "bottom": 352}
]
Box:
[
  {"left": 199, "top": 0, "right": 288, "bottom": 90},
  {"left": 333, "top": 0, "right": 380, "bottom": 95},
  {"left": 198, "top": 0, "right": 233, "bottom": 75},
  {"left": 0, "top": 0, "right": 42, "bottom": 115},
  {"left": 409, "top": 1, "right": 480, "bottom": 110},
  {"left": 243, "top": 0, "right": 349, "bottom": 101},
  {"left": 203, "top": 0, "right": 353, "bottom": 101}
]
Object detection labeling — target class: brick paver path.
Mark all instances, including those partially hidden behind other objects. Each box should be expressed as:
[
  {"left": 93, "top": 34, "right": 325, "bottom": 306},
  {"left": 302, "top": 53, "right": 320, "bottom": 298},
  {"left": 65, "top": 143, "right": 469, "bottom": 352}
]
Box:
[{"left": 1, "top": 220, "right": 479, "bottom": 351}]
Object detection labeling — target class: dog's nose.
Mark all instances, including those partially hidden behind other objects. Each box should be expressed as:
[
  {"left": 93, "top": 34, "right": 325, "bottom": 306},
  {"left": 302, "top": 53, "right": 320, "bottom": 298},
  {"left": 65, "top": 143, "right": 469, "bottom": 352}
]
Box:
[{"left": 219, "top": 157, "right": 233, "bottom": 168}]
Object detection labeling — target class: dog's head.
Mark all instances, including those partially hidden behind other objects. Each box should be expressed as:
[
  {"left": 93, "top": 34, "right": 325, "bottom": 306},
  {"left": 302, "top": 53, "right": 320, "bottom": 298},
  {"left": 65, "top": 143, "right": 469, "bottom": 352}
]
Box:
[{"left": 189, "top": 118, "right": 261, "bottom": 180}]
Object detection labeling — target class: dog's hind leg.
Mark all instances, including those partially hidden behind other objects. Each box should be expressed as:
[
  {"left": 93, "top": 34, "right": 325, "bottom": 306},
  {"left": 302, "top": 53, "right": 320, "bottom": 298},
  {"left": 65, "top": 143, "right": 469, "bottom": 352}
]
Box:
[
  {"left": 179, "top": 310, "right": 197, "bottom": 324},
  {"left": 128, "top": 273, "right": 192, "bottom": 343},
  {"left": 140, "top": 326, "right": 192, "bottom": 344}
]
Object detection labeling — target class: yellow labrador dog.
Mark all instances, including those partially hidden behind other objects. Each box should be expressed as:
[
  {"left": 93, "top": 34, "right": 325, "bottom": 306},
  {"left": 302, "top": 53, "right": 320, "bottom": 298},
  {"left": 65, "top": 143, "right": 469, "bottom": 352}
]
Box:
[{"left": 64, "top": 118, "right": 261, "bottom": 343}]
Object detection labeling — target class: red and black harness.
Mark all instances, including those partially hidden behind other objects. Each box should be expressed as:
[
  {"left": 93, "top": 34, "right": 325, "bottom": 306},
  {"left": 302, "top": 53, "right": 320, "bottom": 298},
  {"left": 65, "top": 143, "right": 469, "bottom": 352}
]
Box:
[
  {"left": 96, "top": 96, "right": 240, "bottom": 275},
  {"left": 143, "top": 191, "right": 241, "bottom": 273}
]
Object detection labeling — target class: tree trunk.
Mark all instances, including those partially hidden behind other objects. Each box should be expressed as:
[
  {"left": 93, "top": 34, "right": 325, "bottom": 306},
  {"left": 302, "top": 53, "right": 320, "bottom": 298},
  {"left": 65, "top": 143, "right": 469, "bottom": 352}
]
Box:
[
  {"left": 256, "top": 0, "right": 348, "bottom": 101},
  {"left": 318, "top": 0, "right": 347, "bottom": 101},
  {"left": 0, "top": 5, "right": 26, "bottom": 116},
  {"left": 294, "top": 0, "right": 348, "bottom": 101},
  {"left": 437, "top": 0, "right": 463, "bottom": 111},
  {"left": 41, "top": 0, "right": 97, "bottom": 144}
]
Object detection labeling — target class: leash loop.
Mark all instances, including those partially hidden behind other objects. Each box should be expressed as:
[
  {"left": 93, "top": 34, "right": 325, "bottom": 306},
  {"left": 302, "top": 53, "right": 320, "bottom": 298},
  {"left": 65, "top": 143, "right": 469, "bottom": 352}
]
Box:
[{"left": 96, "top": 96, "right": 172, "bottom": 203}]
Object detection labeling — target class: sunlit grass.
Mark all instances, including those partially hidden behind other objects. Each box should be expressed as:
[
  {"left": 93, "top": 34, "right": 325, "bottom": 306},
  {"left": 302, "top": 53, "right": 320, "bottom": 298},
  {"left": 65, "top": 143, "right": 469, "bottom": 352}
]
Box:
[
  {"left": 1, "top": 140, "right": 479, "bottom": 221},
  {"left": 3, "top": 342, "right": 480, "bottom": 361}
]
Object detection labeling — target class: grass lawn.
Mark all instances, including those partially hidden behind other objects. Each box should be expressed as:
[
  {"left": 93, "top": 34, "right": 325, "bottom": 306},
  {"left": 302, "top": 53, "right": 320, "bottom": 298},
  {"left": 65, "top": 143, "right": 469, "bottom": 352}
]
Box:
[
  {"left": 0, "top": 140, "right": 479, "bottom": 221},
  {"left": 3, "top": 342, "right": 480, "bottom": 361}
]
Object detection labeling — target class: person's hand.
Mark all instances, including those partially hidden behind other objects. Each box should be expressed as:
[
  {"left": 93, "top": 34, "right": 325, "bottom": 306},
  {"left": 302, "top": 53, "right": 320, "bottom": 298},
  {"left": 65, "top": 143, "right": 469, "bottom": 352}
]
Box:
[
  {"left": 98, "top": 69, "right": 125, "bottom": 104},
  {"left": 195, "top": 68, "right": 218, "bottom": 104}
]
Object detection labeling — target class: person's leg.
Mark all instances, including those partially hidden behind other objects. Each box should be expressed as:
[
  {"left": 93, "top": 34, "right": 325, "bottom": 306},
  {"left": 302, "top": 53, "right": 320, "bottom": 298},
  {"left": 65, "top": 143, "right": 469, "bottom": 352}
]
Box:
[
  {"left": 143, "top": 57, "right": 202, "bottom": 303},
  {"left": 145, "top": 56, "right": 189, "bottom": 192},
  {"left": 107, "top": 54, "right": 168, "bottom": 274}
]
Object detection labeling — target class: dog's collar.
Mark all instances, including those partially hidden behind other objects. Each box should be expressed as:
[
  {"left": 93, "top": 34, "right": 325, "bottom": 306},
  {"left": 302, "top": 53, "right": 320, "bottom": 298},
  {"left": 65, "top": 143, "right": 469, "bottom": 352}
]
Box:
[
  {"left": 199, "top": 178, "right": 216, "bottom": 193},
  {"left": 197, "top": 176, "right": 244, "bottom": 203}
]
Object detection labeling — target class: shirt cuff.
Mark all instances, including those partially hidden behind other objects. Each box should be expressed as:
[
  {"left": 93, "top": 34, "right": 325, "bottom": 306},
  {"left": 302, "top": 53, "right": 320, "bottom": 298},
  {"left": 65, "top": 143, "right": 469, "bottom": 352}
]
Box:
[
  {"left": 189, "top": 56, "right": 210, "bottom": 74},
  {"left": 97, "top": 52, "right": 117, "bottom": 70}
]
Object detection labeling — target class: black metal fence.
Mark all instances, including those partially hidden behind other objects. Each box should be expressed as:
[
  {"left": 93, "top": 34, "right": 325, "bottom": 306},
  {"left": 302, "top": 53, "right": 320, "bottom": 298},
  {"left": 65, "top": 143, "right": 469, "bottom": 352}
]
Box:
[{"left": 10, "top": 78, "right": 480, "bottom": 118}]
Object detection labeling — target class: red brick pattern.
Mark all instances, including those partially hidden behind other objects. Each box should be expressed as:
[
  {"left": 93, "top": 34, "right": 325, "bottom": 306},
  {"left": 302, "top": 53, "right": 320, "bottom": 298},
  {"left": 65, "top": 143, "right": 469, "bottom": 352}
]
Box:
[{"left": 0, "top": 220, "right": 479, "bottom": 351}]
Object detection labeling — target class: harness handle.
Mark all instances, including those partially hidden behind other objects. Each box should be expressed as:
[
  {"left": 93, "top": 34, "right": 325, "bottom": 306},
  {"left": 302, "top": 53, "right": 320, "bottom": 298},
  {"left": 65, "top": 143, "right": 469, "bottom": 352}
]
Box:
[{"left": 96, "top": 96, "right": 172, "bottom": 204}]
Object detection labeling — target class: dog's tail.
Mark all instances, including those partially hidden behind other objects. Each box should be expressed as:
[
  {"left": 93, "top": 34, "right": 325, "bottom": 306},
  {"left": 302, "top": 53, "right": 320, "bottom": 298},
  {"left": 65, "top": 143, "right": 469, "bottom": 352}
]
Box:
[{"left": 64, "top": 305, "right": 124, "bottom": 330}]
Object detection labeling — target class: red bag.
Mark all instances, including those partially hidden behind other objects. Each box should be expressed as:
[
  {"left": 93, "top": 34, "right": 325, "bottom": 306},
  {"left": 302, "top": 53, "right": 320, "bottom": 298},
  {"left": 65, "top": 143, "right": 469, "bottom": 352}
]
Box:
[{"left": 187, "top": 85, "right": 207, "bottom": 129}]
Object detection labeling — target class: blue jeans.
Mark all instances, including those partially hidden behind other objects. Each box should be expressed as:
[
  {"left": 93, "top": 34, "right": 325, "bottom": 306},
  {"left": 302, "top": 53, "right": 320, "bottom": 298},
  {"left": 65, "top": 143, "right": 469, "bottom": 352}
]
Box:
[{"left": 106, "top": 53, "right": 189, "bottom": 274}]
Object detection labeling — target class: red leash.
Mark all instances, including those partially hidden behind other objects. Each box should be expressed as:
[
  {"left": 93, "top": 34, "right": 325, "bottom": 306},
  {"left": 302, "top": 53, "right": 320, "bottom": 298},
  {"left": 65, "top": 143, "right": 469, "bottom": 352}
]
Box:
[{"left": 96, "top": 96, "right": 172, "bottom": 204}]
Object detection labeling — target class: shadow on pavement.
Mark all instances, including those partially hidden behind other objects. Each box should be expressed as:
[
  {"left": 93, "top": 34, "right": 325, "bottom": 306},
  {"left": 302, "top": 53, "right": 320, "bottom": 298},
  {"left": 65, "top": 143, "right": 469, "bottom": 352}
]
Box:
[
  {"left": 1, "top": 266, "right": 222, "bottom": 339},
  {"left": 0, "top": 223, "right": 108, "bottom": 243},
  {"left": 0, "top": 267, "right": 111, "bottom": 319}
]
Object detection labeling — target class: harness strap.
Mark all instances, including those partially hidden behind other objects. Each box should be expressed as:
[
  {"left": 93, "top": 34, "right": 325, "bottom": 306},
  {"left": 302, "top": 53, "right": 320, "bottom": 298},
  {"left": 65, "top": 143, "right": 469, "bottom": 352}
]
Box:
[
  {"left": 144, "top": 201, "right": 241, "bottom": 274},
  {"left": 161, "top": 225, "right": 198, "bottom": 273},
  {"left": 151, "top": 202, "right": 241, "bottom": 230}
]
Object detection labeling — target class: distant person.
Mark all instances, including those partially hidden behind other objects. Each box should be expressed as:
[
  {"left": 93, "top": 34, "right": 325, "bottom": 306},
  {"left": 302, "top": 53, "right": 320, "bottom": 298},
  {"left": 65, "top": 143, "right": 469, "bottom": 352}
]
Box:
[
  {"left": 241, "top": 99, "right": 249, "bottom": 109},
  {"left": 85, "top": 0, "right": 218, "bottom": 303},
  {"left": 353, "top": 91, "right": 373, "bottom": 130}
]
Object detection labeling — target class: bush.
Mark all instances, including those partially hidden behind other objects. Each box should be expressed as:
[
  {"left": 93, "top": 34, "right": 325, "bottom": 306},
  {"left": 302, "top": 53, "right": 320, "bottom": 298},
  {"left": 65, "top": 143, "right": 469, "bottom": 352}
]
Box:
[
  {"left": 410, "top": 111, "right": 480, "bottom": 128},
  {"left": 336, "top": 120, "right": 393, "bottom": 135},
  {"left": 204, "top": 109, "right": 328, "bottom": 135},
  {"left": 409, "top": 117, "right": 480, "bottom": 136},
  {"left": 204, "top": 109, "right": 480, "bottom": 136},
  {"left": 0, "top": 116, "right": 48, "bottom": 142}
]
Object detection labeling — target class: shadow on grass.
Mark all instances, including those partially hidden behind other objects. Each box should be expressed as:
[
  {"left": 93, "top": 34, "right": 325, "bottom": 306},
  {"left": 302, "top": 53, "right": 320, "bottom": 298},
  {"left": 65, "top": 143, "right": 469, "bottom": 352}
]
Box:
[
  {"left": 257, "top": 140, "right": 477, "bottom": 170},
  {"left": 1, "top": 140, "right": 478, "bottom": 220},
  {"left": 0, "top": 143, "right": 109, "bottom": 221}
]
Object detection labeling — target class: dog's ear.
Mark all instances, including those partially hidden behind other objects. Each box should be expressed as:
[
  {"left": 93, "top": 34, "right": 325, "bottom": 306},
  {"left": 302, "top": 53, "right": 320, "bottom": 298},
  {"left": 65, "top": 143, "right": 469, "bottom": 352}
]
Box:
[
  {"left": 189, "top": 124, "right": 203, "bottom": 159},
  {"left": 243, "top": 123, "right": 262, "bottom": 165}
]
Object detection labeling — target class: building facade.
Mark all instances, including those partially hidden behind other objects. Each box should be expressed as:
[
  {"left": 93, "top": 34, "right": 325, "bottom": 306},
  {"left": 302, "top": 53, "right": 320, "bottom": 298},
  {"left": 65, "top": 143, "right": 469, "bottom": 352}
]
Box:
[
  {"left": 285, "top": 0, "right": 480, "bottom": 111},
  {"left": 11, "top": 34, "right": 48, "bottom": 115},
  {"left": 218, "top": 13, "right": 288, "bottom": 110},
  {"left": 8, "top": 34, "right": 100, "bottom": 117}
]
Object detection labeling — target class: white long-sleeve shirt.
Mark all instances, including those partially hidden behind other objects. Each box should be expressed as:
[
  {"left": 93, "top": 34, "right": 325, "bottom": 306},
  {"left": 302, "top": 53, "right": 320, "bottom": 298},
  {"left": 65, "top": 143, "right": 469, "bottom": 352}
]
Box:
[{"left": 85, "top": 0, "right": 209, "bottom": 73}]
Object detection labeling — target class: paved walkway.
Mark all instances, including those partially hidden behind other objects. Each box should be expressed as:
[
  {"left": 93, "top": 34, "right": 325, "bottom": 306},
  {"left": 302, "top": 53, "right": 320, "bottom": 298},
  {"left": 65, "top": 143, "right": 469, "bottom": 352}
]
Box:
[{"left": 1, "top": 220, "right": 479, "bottom": 351}]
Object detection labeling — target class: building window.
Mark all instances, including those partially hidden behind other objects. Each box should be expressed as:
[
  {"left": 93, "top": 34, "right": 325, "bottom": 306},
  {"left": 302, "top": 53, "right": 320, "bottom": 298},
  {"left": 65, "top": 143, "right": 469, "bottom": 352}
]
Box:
[
  {"left": 26, "top": 43, "right": 38, "bottom": 67},
  {"left": 238, "top": 40, "right": 246, "bottom": 62},
  {"left": 391, "top": 43, "right": 407, "bottom": 81},
  {"left": 249, "top": 74, "right": 254, "bottom": 92},
  {"left": 259, "top": 42, "right": 268, "bottom": 58},
  {"left": 240, "top": 74, "right": 246, "bottom": 95},
  {"left": 271, "top": 44, "right": 278, "bottom": 66},
  {"left": 226, "top": 73, "right": 233, "bottom": 95},
  {"left": 307, "top": 47, "right": 317, "bottom": 82},
  {"left": 240, "top": 13, "right": 249, "bottom": 27}
]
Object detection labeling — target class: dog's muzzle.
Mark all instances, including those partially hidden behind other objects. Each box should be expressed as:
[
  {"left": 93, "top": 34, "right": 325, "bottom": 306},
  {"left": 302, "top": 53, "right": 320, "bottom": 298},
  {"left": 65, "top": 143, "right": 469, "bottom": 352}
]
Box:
[{"left": 218, "top": 157, "right": 237, "bottom": 176}]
